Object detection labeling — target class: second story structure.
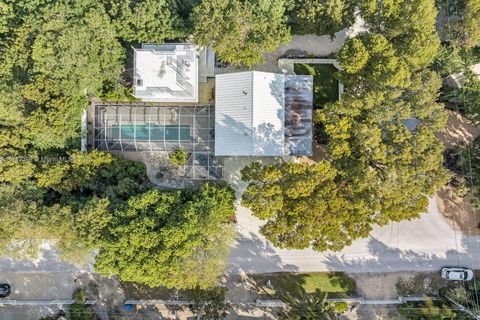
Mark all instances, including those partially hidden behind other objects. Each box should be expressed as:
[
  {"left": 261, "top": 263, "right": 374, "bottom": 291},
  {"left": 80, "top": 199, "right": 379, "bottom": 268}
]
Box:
[{"left": 133, "top": 44, "right": 214, "bottom": 103}]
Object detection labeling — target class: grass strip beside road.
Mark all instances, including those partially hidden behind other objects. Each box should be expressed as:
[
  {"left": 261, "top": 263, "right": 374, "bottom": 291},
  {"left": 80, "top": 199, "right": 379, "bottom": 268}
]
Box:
[{"left": 252, "top": 272, "right": 356, "bottom": 296}]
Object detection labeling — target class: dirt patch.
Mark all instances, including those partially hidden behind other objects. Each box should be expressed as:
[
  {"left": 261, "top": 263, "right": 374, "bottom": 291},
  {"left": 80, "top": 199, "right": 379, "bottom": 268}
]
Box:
[
  {"left": 435, "top": 110, "right": 480, "bottom": 149},
  {"left": 434, "top": 110, "right": 480, "bottom": 235},
  {"left": 199, "top": 79, "right": 215, "bottom": 104},
  {"left": 348, "top": 272, "right": 414, "bottom": 300},
  {"left": 436, "top": 186, "right": 480, "bottom": 235},
  {"left": 298, "top": 142, "right": 329, "bottom": 165}
]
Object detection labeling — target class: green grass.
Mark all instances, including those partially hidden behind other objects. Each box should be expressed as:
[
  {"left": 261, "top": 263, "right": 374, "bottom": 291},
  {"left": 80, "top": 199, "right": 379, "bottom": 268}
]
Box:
[
  {"left": 294, "top": 63, "right": 339, "bottom": 109},
  {"left": 252, "top": 272, "right": 356, "bottom": 296}
]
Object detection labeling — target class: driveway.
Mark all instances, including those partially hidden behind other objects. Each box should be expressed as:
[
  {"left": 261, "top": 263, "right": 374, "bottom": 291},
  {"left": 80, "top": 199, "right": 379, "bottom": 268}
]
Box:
[{"left": 228, "top": 198, "right": 480, "bottom": 274}]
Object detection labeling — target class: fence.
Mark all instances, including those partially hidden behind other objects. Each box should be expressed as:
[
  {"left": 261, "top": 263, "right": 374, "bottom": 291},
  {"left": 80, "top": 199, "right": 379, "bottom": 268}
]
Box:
[{"left": 0, "top": 300, "right": 96, "bottom": 306}]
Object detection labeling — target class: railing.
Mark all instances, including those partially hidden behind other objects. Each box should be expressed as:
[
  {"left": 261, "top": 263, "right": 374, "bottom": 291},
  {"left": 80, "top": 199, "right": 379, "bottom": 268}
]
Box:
[
  {"left": 123, "top": 296, "right": 438, "bottom": 308},
  {"left": 0, "top": 299, "right": 96, "bottom": 305}
]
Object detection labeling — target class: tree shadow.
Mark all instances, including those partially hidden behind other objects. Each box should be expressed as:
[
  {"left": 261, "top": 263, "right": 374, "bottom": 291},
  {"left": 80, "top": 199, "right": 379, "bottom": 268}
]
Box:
[
  {"left": 324, "top": 235, "right": 480, "bottom": 274},
  {"left": 228, "top": 232, "right": 299, "bottom": 275}
]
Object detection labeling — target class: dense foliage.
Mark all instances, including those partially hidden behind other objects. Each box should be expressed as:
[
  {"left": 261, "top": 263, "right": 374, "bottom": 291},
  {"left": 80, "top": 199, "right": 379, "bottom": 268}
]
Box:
[
  {"left": 280, "top": 288, "right": 338, "bottom": 320},
  {"left": 0, "top": 151, "right": 146, "bottom": 263},
  {"left": 289, "top": 0, "right": 356, "bottom": 38},
  {"left": 242, "top": 0, "right": 449, "bottom": 251},
  {"left": 0, "top": 0, "right": 240, "bottom": 289},
  {"left": 70, "top": 288, "right": 100, "bottom": 320},
  {"left": 398, "top": 299, "right": 457, "bottom": 319},
  {"left": 191, "top": 0, "right": 291, "bottom": 67},
  {"left": 95, "top": 184, "right": 235, "bottom": 289}
]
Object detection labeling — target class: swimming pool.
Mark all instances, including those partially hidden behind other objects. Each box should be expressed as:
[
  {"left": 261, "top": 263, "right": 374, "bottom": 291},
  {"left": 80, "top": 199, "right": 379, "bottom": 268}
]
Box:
[{"left": 110, "top": 124, "right": 191, "bottom": 141}]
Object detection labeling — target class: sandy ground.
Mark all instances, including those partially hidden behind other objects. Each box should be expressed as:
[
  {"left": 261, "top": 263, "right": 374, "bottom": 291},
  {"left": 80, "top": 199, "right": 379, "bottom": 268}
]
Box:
[
  {"left": 435, "top": 110, "right": 480, "bottom": 149},
  {"left": 349, "top": 272, "right": 413, "bottom": 300},
  {"left": 436, "top": 187, "right": 480, "bottom": 236},
  {"left": 435, "top": 110, "right": 480, "bottom": 235}
]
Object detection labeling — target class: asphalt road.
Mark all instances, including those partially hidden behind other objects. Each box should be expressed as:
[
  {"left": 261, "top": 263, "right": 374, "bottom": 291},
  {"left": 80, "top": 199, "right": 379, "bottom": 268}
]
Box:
[{"left": 228, "top": 198, "right": 480, "bottom": 274}]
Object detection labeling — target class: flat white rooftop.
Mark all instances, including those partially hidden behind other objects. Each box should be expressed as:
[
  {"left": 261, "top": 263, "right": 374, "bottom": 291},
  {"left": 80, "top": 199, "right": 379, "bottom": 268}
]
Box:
[{"left": 133, "top": 44, "right": 199, "bottom": 103}]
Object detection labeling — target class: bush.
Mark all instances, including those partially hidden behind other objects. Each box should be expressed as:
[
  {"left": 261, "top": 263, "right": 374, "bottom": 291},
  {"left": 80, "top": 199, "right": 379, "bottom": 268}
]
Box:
[
  {"left": 169, "top": 149, "right": 188, "bottom": 166},
  {"left": 70, "top": 288, "right": 99, "bottom": 320},
  {"left": 335, "top": 302, "right": 349, "bottom": 313}
]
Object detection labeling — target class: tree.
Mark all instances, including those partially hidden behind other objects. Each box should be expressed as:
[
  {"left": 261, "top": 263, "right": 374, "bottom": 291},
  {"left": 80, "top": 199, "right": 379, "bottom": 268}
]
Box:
[
  {"left": 0, "top": 87, "right": 37, "bottom": 184},
  {"left": 102, "top": 0, "right": 185, "bottom": 43},
  {"left": 70, "top": 288, "right": 99, "bottom": 320},
  {"left": 191, "top": 0, "right": 291, "bottom": 66},
  {"left": 188, "top": 286, "right": 230, "bottom": 320},
  {"left": 289, "top": 0, "right": 356, "bottom": 38},
  {"left": 0, "top": 0, "right": 125, "bottom": 149},
  {"left": 28, "top": 3, "right": 124, "bottom": 97},
  {"left": 446, "top": 0, "right": 480, "bottom": 49},
  {"left": 0, "top": 151, "right": 146, "bottom": 263},
  {"left": 336, "top": 33, "right": 411, "bottom": 93},
  {"left": 241, "top": 161, "right": 374, "bottom": 251},
  {"left": 242, "top": 0, "right": 448, "bottom": 252},
  {"left": 94, "top": 184, "right": 236, "bottom": 289},
  {"left": 280, "top": 288, "right": 337, "bottom": 320},
  {"left": 359, "top": 0, "right": 440, "bottom": 69},
  {"left": 34, "top": 151, "right": 114, "bottom": 194}
]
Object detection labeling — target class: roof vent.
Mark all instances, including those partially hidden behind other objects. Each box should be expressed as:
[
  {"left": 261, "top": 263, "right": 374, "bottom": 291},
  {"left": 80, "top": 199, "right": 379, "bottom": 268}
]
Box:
[{"left": 242, "top": 90, "right": 248, "bottom": 95}]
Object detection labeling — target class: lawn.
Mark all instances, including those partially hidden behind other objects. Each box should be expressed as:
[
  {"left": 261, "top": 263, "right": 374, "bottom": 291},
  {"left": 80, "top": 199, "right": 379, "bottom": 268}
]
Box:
[
  {"left": 252, "top": 272, "right": 356, "bottom": 296},
  {"left": 294, "top": 63, "right": 339, "bottom": 109}
]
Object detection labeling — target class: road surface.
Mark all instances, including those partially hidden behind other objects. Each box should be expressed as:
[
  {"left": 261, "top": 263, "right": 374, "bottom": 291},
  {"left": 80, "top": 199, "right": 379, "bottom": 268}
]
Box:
[{"left": 228, "top": 198, "right": 480, "bottom": 274}]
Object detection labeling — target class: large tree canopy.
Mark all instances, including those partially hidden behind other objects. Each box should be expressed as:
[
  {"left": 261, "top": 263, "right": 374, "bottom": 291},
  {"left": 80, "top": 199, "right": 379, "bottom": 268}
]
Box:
[
  {"left": 242, "top": 162, "right": 373, "bottom": 251},
  {"left": 103, "top": 0, "right": 186, "bottom": 43},
  {"left": 0, "top": 0, "right": 125, "bottom": 149},
  {"left": 289, "top": 0, "right": 356, "bottom": 38},
  {"left": 0, "top": 0, "right": 240, "bottom": 290},
  {"left": 95, "top": 184, "right": 236, "bottom": 289},
  {"left": 0, "top": 150, "right": 146, "bottom": 263},
  {"left": 191, "top": 0, "right": 291, "bottom": 66},
  {"left": 242, "top": 0, "right": 448, "bottom": 251}
]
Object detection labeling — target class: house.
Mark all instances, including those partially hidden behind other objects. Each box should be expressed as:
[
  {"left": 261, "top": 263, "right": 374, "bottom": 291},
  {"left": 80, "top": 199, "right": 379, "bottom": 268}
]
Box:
[
  {"left": 214, "top": 71, "right": 313, "bottom": 157},
  {"left": 133, "top": 43, "right": 215, "bottom": 102}
]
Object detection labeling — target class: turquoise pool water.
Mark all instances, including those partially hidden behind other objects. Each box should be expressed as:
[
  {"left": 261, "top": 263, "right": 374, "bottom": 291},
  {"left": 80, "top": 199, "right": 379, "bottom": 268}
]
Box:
[{"left": 111, "top": 124, "right": 191, "bottom": 141}]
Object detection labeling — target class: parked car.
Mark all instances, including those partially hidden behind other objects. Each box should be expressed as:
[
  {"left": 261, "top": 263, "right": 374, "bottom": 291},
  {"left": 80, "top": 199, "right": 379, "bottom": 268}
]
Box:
[
  {"left": 0, "top": 284, "right": 11, "bottom": 298},
  {"left": 441, "top": 267, "right": 474, "bottom": 281}
]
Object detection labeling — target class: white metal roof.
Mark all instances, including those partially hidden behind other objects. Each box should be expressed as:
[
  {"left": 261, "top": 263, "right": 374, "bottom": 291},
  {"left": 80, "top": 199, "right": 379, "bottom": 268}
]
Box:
[{"left": 215, "top": 71, "right": 285, "bottom": 156}]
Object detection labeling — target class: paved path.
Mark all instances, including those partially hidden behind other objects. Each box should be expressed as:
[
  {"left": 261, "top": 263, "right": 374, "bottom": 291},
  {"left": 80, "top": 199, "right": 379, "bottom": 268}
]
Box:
[{"left": 228, "top": 198, "right": 480, "bottom": 274}]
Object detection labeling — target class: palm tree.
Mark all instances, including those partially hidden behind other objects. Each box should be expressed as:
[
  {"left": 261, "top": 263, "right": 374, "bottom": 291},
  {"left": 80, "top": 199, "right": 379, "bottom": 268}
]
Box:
[{"left": 280, "top": 287, "right": 338, "bottom": 320}]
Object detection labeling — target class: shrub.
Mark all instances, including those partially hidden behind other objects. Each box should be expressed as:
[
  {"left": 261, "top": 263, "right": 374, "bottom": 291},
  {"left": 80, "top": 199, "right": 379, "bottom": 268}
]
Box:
[
  {"left": 335, "top": 302, "right": 349, "bottom": 313},
  {"left": 70, "top": 288, "right": 98, "bottom": 320},
  {"left": 169, "top": 149, "right": 188, "bottom": 166}
]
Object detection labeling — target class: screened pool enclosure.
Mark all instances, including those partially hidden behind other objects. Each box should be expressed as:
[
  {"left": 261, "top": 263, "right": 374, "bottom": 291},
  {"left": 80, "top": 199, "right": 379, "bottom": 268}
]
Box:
[{"left": 93, "top": 104, "right": 221, "bottom": 180}]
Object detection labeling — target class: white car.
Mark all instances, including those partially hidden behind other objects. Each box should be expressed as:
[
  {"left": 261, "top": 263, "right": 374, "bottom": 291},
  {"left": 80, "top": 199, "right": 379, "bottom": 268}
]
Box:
[{"left": 441, "top": 267, "right": 474, "bottom": 281}]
